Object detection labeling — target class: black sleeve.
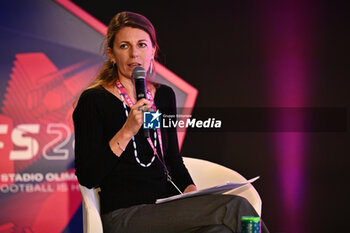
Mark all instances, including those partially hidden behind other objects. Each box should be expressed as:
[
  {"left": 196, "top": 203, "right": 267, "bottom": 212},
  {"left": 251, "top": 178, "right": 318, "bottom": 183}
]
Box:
[
  {"left": 73, "top": 90, "right": 119, "bottom": 188},
  {"left": 160, "top": 86, "right": 195, "bottom": 191}
]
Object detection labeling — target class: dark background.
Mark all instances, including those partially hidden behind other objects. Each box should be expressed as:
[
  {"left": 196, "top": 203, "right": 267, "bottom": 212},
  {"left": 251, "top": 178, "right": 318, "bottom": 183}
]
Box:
[{"left": 71, "top": 1, "right": 349, "bottom": 232}]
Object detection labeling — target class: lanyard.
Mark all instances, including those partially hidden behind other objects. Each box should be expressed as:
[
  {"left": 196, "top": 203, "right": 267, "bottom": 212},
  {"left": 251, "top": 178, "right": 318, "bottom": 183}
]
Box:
[
  {"left": 115, "top": 80, "right": 182, "bottom": 194},
  {"left": 116, "top": 80, "right": 164, "bottom": 159}
]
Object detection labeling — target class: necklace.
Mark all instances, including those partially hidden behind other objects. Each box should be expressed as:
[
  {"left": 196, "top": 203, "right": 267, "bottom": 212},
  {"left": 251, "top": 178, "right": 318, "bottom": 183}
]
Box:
[
  {"left": 115, "top": 80, "right": 182, "bottom": 194},
  {"left": 117, "top": 86, "right": 157, "bottom": 167}
]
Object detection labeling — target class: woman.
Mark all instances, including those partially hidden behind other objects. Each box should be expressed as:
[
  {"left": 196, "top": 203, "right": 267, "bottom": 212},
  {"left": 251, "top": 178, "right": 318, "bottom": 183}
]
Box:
[{"left": 73, "top": 11, "right": 269, "bottom": 233}]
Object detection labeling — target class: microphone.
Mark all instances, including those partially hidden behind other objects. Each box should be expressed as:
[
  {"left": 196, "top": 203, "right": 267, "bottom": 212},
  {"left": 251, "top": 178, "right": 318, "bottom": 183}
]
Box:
[
  {"left": 132, "top": 67, "right": 149, "bottom": 138},
  {"left": 133, "top": 67, "right": 146, "bottom": 100}
]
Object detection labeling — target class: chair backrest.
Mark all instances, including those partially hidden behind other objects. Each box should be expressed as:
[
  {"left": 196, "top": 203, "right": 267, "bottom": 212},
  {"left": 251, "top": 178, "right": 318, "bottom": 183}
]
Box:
[
  {"left": 182, "top": 157, "right": 262, "bottom": 216},
  {"left": 78, "top": 156, "right": 262, "bottom": 233},
  {"left": 79, "top": 184, "right": 103, "bottom": 233}
]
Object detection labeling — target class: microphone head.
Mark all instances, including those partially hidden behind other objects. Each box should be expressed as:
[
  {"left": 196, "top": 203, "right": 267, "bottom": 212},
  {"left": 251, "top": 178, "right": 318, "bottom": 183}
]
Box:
[{"left": 132, "top": 66, "right": 146, "bottom": 80}]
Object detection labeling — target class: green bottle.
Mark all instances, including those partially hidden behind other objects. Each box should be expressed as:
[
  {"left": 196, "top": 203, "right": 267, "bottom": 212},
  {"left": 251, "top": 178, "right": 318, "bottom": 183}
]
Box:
[{"left": 241, "top": 216, "right": 261, "bottom": 233}]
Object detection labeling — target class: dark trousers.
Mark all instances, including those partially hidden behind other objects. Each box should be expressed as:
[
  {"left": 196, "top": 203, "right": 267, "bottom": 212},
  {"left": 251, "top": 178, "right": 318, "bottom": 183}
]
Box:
[{"left": 101, "top": 194, "right": 270, "bottom": 233}]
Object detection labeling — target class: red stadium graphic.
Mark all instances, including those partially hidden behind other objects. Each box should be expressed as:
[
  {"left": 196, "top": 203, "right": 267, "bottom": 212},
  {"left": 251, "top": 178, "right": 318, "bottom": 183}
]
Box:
[
  {"left": 1, "top": 53, "right": 97, "bottom": 174},
  {"left": 0, "top": 53, "right": 95, "bottom": 232}
]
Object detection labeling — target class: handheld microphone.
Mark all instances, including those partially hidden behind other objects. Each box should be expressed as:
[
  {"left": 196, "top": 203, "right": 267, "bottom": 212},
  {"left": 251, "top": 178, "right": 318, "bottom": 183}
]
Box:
[
  {"left": 132, "top": 67, "right": 149, "bottom": 138},
  {"left": 133, "top": 67, "right": 146, "bottom": 100}
]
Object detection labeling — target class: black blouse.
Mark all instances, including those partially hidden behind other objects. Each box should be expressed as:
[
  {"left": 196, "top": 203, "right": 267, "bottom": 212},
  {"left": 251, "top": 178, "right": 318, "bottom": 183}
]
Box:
[{"left": 73, "top": 84, "right": 194, "bottom": 214}]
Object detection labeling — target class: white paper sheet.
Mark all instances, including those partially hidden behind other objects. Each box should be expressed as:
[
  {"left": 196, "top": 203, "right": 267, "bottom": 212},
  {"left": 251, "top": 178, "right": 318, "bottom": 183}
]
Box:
[{"left": 156, "top": 176, "right": 260, "bottom": 204}]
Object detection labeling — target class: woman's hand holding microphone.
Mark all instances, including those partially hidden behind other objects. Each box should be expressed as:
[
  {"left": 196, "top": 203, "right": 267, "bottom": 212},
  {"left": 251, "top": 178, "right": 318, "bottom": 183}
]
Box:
[{"left": 109, "top": 98, "right": 152, "bottom": 156}]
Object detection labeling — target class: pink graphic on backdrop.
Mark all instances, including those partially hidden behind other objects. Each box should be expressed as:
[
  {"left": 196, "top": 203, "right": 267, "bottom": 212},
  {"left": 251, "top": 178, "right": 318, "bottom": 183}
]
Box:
[
  {"left": 0, "top": 53, "right": 98, "bottom": 232},
  {"left": 0, "top": 115, "right": 13, "bottom": 182},
  {"left": 1, "top": 53, "right": 98, "bottom": 173},
  {"left": 0, "top": 169, "right": 81, "bottom": 233}
]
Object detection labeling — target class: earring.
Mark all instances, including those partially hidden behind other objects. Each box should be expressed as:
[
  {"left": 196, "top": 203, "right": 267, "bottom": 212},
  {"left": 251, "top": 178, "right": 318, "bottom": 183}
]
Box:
[
  {"left": 112, "top": 62, "right": 116, "bottom": 78},
  {"left": 149, "top": 58, "right": 154, "bottom": 75}
]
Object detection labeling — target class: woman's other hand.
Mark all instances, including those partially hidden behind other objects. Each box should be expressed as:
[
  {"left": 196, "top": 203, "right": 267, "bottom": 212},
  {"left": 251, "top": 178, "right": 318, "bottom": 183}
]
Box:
[{"left": 183, "top": 184, "right": 197, "bottom": 193}]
